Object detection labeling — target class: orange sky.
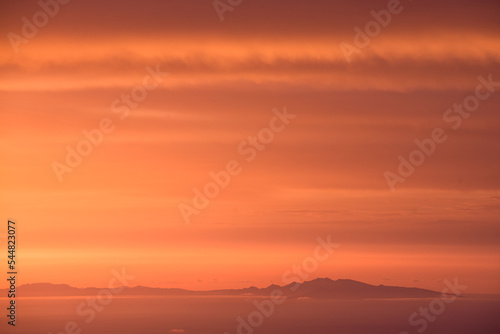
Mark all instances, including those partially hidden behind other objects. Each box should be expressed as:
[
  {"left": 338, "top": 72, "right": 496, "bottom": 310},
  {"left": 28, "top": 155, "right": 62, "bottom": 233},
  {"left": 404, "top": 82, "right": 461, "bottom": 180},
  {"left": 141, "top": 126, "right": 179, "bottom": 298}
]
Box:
[{"left": 1, "top": 0, "right": 500, "bottom": 294}]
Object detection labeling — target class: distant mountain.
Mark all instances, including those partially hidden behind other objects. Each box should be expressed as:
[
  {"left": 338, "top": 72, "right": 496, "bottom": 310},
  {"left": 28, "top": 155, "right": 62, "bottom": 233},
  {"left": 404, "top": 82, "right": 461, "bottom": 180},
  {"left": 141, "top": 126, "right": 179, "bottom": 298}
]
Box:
[
  {"left": 285, "top": 278, "right": 443, "bottom": 299},
  {"left": 0, "top": 278, "right": 450, "bottom": 299}
]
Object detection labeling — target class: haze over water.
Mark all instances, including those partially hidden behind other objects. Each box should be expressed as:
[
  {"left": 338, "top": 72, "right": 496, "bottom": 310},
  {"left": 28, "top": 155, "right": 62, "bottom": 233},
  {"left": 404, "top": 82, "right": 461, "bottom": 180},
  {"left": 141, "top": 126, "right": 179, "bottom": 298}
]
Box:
[{"left": 8, "top": 296, "right": 500, "bottom": 334}]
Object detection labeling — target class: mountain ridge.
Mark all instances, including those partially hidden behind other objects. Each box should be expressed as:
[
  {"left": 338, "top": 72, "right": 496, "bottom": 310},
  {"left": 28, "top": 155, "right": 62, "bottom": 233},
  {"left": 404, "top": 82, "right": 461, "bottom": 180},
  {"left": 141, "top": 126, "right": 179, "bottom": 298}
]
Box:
[{"left": 0, "top": 278, "right": 457, "bottom": 299}]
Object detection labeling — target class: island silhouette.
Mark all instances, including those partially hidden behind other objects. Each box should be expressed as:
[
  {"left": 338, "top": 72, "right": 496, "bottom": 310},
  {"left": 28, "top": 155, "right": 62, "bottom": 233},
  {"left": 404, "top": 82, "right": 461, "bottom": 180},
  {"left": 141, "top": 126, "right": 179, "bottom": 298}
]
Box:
[{"left": 1, "top": 278, "right": 456, "bottom": 299}]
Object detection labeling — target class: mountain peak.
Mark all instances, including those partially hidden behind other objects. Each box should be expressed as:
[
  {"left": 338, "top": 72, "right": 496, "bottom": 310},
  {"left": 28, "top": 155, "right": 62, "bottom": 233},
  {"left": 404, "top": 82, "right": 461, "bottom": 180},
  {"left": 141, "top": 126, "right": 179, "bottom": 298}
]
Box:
[{"left": 311, "top": 277, "right": 334, "bottom": 282}]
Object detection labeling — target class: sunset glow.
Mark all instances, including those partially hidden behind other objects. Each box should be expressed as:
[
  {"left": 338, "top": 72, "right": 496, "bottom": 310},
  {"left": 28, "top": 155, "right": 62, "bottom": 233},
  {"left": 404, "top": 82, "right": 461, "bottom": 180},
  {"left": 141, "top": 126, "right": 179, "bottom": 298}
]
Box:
[{"left": 1, "top": 0, "right": 500, "bottom": 298}]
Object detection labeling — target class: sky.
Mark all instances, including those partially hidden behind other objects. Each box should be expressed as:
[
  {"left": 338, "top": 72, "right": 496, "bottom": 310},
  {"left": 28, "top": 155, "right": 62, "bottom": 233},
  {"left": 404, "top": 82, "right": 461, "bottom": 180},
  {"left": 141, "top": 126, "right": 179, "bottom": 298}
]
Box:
[{"left": 0, "top": 0, "right": 499, "bottom": 294}]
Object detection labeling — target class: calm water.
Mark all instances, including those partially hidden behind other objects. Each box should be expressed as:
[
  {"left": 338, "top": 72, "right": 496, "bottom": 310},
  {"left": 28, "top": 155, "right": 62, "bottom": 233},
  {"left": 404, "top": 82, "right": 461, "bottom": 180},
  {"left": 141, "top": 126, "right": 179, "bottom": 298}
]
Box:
[{"left": 2, "top": 296, "right": 499, "bottom": 334}]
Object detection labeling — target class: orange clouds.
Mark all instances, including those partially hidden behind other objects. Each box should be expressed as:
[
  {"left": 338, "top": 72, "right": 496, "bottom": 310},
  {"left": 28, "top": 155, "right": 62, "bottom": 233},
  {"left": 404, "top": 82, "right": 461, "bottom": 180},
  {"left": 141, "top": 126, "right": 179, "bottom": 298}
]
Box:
[
  {"left": 1, "top": 33, "right": 500, "bottom": 92},
  {"left": 0, "top": 0, "right": 499, "bottom": 294}
]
